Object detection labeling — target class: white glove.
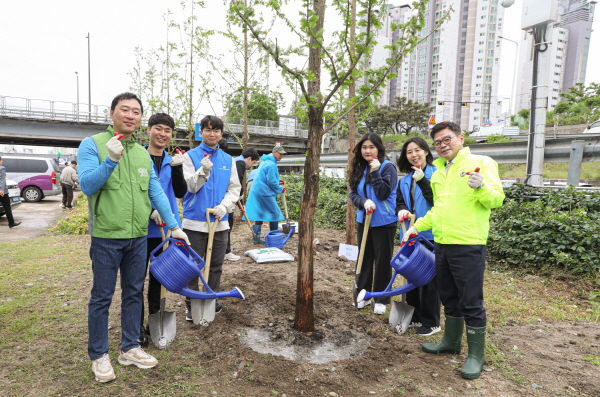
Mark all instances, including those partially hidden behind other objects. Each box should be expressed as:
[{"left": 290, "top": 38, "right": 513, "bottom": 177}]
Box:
[
  {"left": 364, "top": 199, "right": 376, "bottom": 213},
  {"left": 171, "top": 228, "right": 190, "bottom": 245},
  {"left": 369, "top": 158, "right": 381, "bottom": 173},
  {"left": 467, "top": 172, "right": 484, "bottom": 189},
  {"left": 213, "top": 204, "right": 227, "bottom": 219},
  {"left": 412, "top": 166, "right": 424, "bottom": 182},
  {"left": 401, "top": 226, "right": 418, "bottom": 245},
  {"left": 150, "top": 209, "right": 165, "bottom": 226},
  {"left": 397, "top": 209, "right": 411, "bottom": 222},
  {"left": 171, "top": 153, "right": 185, "bottom": 167},
  {"left": 106, "top": 136, "right": 124, "bottom": 162},
  {"left": 201, "top": 156, "right": 213, "bottom": 173}
]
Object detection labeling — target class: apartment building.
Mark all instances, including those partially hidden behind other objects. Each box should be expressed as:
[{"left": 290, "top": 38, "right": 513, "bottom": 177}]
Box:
[
  {"left": 516, "top": 0, "right": 596, "bottom": 112},
  {"left": 365, "top": 0, "right": 505, "bottom": 132}
]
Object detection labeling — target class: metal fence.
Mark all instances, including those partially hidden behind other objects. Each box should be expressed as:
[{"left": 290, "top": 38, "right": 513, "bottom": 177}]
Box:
[
  {"left": 0, "top": 95, "right": 110, "bottom": 124},
  {"left": 278, "top": 136, "right": 600, "bottom": 167}
]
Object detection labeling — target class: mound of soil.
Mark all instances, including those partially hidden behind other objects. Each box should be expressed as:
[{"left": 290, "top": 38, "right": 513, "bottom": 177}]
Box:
[{"left": 166, "top": 223, "right": 600, "bottom": 396}]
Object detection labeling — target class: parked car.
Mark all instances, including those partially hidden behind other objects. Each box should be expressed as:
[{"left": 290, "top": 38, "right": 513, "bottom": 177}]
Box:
[
  {"left": 0, "top": 178, "right": 22, "bottom": 217},
  {"left": 0, "top": 156, "right": 61, "bottom": 202},
  {"left": 583, "top": 119, "right": 600, "bottom": 134}
]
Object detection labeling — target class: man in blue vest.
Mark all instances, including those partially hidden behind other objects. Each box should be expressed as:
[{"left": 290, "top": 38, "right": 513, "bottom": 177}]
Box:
[
  {"left": 181, "top": 115, "right": 241, "bottom": 318},
  {"left": 224, "top": 148, "right": 260, "bottom": 261},
  {"left": 138, "top": 112, "right": 187, "bottom": 346},
  {"left": 78, "top": 92, "right": 190, "bottom": 383}
]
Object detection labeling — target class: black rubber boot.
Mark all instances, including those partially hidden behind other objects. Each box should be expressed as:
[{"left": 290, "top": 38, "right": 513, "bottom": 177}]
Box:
[
  {"left": 422, "top": 315, "right": 464, "bottom": 354},
  {"left": 252, "top": 225, "right": 262, "bottom": 244},
  {"left": 460, "top": 325, "right": 486, "bottom": 379}
]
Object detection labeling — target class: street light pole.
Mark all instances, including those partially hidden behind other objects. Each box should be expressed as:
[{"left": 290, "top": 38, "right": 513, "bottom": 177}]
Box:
[
  {"left": 499, "top": 35, "right": 518, "bottom": 116},
  {"left": 75, "top": 71, "right": 80, "bottom": 121},
  {"left": 86, "top": 33, "right": 91, "bottom": 122}
]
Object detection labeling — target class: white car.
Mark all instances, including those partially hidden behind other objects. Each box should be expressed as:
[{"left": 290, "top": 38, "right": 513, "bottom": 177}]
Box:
[
  {"left": 0, "top": 179, "right": 22, "bottom": 217},
  {"left": 583, "top": 119, "right": 600, "bottom": 134}
]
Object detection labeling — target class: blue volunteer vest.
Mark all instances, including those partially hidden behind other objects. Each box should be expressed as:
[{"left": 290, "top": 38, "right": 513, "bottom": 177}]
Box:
[
  {"left": 356, "top": 159, "right": 398, "bottom": 227},
  {"left": 146, "top": 148, "right": 182, "bottom": 238},
  {"left": 398, "top": 165, "right": 436, "bottom": 241},
  {"left": 183, "top": 143, "right": 232, "bottom": 223}
]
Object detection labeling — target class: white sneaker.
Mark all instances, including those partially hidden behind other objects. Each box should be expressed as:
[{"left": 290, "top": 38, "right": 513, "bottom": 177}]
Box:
[
  {"left": 353, "top": 299, "right": 372, "bottom": 309},
  {"left": 224, "top": 252, "right": 240, "bottom": 261},
  {"left": 118, "top": 347, "right": 158, "bottom": 369},
  {"left": 373, "top": 303, "right": 387, "bottom": 315},
  {"left": 92, "top": 353, "right": 115, "bottom": 383}
]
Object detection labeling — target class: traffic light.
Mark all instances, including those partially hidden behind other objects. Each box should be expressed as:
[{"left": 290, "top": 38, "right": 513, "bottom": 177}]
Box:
[
  {"left": 437, "top": 101, "right": 445, "bottom": 105},
  {"left": 461, "top": 103, "right": 468, "bottom": 107}
]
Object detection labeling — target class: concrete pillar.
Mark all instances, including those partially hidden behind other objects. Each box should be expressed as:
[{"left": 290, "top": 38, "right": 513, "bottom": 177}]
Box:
[{"left": 567, "top": 140, "right": 585, "bottom": 187}]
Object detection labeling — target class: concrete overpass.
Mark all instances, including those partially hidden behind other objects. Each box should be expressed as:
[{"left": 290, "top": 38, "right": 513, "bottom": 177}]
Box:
[{"left": 0, "top": 95, "right": 309, "bottom": 155}]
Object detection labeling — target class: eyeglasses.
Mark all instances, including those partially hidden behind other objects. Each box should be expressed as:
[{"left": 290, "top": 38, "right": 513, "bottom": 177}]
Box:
[{"left": 433, "top": 134, "right": 458, "bottom": 147}]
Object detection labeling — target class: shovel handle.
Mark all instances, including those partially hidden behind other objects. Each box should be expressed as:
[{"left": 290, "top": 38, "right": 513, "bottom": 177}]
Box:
[
  {"left": 356, "top": 212, "right": 372, "bottom": 275},
  {"left": 158, "top": 228, "right": 171, "bottom": 300},
  {"left": 203, "top": 209, "right": 218, "bottom": 280},
  {"left": 400, "top": 214, "right": 416, "bottom": 235},
  {"left": 282, "top": 189, "right": 290, "bottom": 221}
]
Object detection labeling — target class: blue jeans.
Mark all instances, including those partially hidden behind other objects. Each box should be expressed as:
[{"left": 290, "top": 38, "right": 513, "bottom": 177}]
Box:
[{"left": 88, "top": 236, "right": 147, "bottom": 360}]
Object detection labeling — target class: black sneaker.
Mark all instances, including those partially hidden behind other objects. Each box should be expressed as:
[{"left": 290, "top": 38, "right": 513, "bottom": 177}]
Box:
[
  {"left": 137, "top": 325, "right": 149, "bottom": 347},
  {"left": 416, "top": 326, "right": 441, "bottom": 336},
  {"left": 215, "top": 304, "right": 225, "bottom": 314},
  {"left": 185, "top": 308, "right": 193, "bottom": 322}
]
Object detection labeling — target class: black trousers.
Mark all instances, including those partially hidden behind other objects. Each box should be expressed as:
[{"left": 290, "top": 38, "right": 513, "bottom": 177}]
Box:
[
  {"left": 0, "top": 193, "right": 15, "bottom": 225},
  {"left": 140, "top": 237, "right": 164, "bottom": 327},
  {"left": 434, "top": 243, "right": 487, "bottom": 327},
  {"left": 183, "top": 228, "right": 228, "bottom": 309},
  {"left": 61, "top": 183, "right": 74, "bottom": 208},
  {"left": 406, "top": 275, "right": 441, "bottom": 327},
  {"left": 356, "top": 223, "right": 395, "bottom": 305},
  {"left": 226, "top": 214, "right": 234, "bottom": 254}
]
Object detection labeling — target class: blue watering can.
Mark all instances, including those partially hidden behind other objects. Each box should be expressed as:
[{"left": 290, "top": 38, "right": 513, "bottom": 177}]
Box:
[
  {"left": 264, "top": 225, "right": 296, "bottom": 249},
  {"left": 357, "top": 235, "right": 435, "bottom": 302},
  {"left": 149, "top": 238, "right": 245, "bottom": 300}
]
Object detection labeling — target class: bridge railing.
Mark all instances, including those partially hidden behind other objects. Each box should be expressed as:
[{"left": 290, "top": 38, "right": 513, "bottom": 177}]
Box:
[{"left": 0, "top": 95, "right": 110, "bottom": 124}]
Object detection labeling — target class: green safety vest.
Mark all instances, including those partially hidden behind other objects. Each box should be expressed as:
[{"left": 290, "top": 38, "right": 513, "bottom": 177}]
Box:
[{"left": 89, "top": 127, "right": 152, "bottom": 238}]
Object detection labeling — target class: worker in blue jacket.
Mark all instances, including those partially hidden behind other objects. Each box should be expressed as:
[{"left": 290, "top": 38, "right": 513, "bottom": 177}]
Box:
[
  {"left": 139, "top": 112, "right": 187, "bottom": 346},
  {"left": 244, "top": 144, "right": 286, "bottom": 243},
  {"left": 396, "top": 136, "right": 441, "bottom": 337}
]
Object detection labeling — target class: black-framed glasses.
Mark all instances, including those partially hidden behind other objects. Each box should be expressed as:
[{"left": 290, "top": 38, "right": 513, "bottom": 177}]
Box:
[{"left": 433, "top": 135, "right": 458, "bottom": 147}]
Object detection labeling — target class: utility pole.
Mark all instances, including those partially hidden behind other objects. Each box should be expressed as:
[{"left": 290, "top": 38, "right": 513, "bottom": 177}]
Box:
[{"left": 86, "top": 33, "right": 91, "bottom": 122}]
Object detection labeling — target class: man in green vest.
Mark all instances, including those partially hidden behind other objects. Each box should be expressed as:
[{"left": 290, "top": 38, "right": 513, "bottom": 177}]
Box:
[{"left": 78, "top": 92, "right": 189, "bottom": 383}]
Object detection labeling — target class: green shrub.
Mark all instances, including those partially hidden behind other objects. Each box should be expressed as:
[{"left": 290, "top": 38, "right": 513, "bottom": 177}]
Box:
[
  {"left": 279, "top": 172, "right": 348, "bottom": 230},
  {"left": 50, "top": 194, "right": 89, "bottom": 235},
  {"left": 488, "top": 185, "right": 600, "bottom": 275},
  {"left": 485, "top": 134, "right": 514, "bottom": 144}
]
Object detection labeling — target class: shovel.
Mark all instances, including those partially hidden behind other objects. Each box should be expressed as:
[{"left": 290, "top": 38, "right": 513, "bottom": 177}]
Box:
[
  {"left": 280, "top": 181, "right": 293, "bottom": 235},
  {"left": 190, "top": 208, "right": 219, "bottom": 325},
  {"left": 353, "top": 211, "right": 372, "bottom": 307},
  {"left": 389, "top": 214, "right": 416, "bottom": 335},
  {"left": 236, "top": 200, "right": 265, "bottom": 244},
  {"left": 148, "top": 228, "right": 176, "bottom": 349}
]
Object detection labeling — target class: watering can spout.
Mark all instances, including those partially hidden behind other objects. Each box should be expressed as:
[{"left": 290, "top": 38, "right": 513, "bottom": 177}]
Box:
[
  {"left": 179, "top": 286, "right": 245, "bottom": 300},
  {"left": 359, "top": 283, "right": 417, "bottom": 301}
]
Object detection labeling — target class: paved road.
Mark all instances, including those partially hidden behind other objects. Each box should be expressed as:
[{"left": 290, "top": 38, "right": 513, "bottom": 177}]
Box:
[{"left": 0, "top": 192, "right": 81, "bottom": 243}]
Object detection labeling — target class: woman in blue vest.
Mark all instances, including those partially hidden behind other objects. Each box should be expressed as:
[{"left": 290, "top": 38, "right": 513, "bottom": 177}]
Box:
[
  {"left": 349, "top": 132, "right": 398, "bottom": 315},
  {"left": 396, "top": 136, "right": 441, "bottom": 336}
]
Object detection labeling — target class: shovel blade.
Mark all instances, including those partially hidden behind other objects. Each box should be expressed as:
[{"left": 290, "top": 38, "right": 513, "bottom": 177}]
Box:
[
  {"left": 148, "top": 310, "right": 176, "bottom": 349},
  {"left": 191, "top": 298, "right": 216, "bottom": 326},
  {"left": 389, "top": 300, "right": 415, "bottom": 335}
]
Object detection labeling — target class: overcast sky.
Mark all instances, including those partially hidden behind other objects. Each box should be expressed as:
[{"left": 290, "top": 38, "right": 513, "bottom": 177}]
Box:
[{"left": 1, "top": 0, "right": 599, "bottom": 117}]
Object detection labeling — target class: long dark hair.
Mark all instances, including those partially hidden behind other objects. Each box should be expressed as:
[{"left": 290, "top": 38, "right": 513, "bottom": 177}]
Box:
[
  {"left": 349, "top": 132, "right": 387, "bottom": 188},
  {"left": 397, "top": 137, "right": 434, "bottom": 174}
]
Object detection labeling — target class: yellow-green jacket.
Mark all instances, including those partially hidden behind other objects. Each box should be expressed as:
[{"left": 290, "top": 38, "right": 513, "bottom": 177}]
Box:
[{"left": 414, "top": 147, "right": 504, "bottom": 245}]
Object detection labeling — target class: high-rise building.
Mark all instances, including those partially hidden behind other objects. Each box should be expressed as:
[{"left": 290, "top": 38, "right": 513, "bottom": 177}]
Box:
[
  {"left": 364, "top": 0, "right": 506, "bottom": 132},
  {"left": 516, "top": 0, "right": 596, "bottom": 112}
]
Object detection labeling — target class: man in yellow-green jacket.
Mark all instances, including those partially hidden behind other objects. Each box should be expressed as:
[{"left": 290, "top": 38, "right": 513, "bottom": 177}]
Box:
[{"left": 402, "top": 121, "right": 504, "bottom": 380}]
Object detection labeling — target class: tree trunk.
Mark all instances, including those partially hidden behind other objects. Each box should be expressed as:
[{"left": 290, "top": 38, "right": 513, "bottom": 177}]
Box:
[
  {"left": 242, "top": 0, "right": 249, "bottom": 150},
  {"left": 344, "top": 0, "right": 357, "bottom": 246},
  {"left": 294, "top": 0, "right": 324, "bottom": 333}
]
